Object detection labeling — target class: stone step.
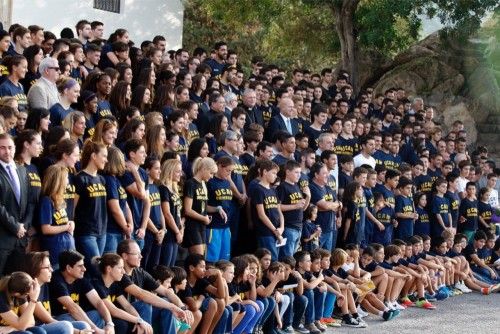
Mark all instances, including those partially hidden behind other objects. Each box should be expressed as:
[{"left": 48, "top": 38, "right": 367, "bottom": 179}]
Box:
[
  {"left": 486, "top": 115, "right": 500, "bottom": 124},
  {"left": 476, "top": 123, "right": 500, "bottom": 133},
  {"left": 477, "top": 133, "right": 500, "bottom": 144}
]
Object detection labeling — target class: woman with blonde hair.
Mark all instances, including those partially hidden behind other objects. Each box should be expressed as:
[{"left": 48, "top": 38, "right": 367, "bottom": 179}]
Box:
[
  {"left": 92, "top": 118, "right": 118, "bottom": 147},
  {"left": 39, "top": 165, "right": 74, "bottom": 269},
  {"left": 103, "top": 146, "right": 133, "bottom": 253},
  {"left": 158, "top": 158, "right": 183, "bottom": 266},
  {"left": 62, "top": 111, "right": 86, "bottom": 149},
  {"left": 49, "top": 77, "right": 80, "bottom": 126},
  {"left": 182, "top": 157, "right": 218, "bottom": 255},
  {"left": 145, "top": 124, "right": 166, "bottom": 160}
]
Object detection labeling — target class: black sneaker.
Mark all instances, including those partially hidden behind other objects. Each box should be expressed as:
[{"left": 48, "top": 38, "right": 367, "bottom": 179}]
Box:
[{"left": 342, "top": 316, "right": 363, "bottom": 328}]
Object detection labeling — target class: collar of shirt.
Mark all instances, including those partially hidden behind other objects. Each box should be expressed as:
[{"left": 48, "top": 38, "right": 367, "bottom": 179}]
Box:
[
  {"left": 280, "top": 113, "right": 290, "bottom": 123},
  {"left": 0, "top": 160, "right": 16, "bottom": 171}
]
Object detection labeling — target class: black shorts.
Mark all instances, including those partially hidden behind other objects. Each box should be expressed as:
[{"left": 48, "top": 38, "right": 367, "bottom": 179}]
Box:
[{"left": 182, "top": 222, "right": 206, "bottom": 248}]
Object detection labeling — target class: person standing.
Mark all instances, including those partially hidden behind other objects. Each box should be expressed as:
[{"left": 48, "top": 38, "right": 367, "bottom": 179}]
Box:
[
  {"left": 27, "top": 57, "right": 60, "bottom": 110},
  {"left": 0, "top": 133, "right": 29, "bottom": 275}
]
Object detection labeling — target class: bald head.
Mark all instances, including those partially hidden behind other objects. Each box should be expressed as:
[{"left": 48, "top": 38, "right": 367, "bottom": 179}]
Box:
[{"left": 279, "top": 97, "right": 294, "bottom": 118}]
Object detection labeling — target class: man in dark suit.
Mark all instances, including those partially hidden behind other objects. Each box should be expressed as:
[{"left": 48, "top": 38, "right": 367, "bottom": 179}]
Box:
[
  {"left": 0, "top": 133, "right": 29, "bottom": 275},
  {"left": 265, "top": 97, "right": 299, "bottom": 141},
  {"left": 241, "top": 88, "right": 264, "bottom": 129}
]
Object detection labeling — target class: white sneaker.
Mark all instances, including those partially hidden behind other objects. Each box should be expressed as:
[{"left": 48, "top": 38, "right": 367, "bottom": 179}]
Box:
[
  {"left": 385, "top": 301, "right": 396, "bottom": 310},
  {"left": 456, "top": 282, "right": 472, "bottom": 293},
  {"left": 357, "top": 305, "right": 369, "bottom": 318},
  {"left": 392, "top": 301, "right": 406, "bottom": 310}
]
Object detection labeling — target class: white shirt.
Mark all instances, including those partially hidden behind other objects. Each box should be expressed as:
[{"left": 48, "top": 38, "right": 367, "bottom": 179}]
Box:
[
  {"left": 457, "top": 176, "right": 468, "bottom": 193},
  {"left": 353, "top": 153, "right": 376, "bottom": 169}
]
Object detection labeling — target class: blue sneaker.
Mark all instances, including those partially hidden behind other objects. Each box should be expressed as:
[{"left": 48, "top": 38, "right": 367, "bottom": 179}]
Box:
[
  {"left": 424, "top": 293, "right": 437, "bottom": 302},
  {"left": 439, "top": 286, "right": 453, "bottom": 298},
  {"left": 435, "top": 290, "right": 448, "bottom": 301}
]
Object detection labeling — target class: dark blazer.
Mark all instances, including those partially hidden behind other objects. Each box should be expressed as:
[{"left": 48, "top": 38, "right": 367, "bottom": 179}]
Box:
[
  {"left": 242, "top": 105, "right": 264, "bottom": 129},
  {"left": 265, "top": 114, "right": 300, "bottom": 141},
  {"left": 0, "top": 163, "right": 29, "bottom": 250}
]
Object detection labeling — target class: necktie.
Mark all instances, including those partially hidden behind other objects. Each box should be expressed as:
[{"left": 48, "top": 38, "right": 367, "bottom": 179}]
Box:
[
  {"left": 6, "top": 164, "right": 21, "bottom": 204},
  {"left": 286, "top": 118, "right": 292, "bottom": 133}
]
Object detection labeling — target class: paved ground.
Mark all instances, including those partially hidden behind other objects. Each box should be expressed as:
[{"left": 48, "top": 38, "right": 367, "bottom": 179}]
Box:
[{"left": 323, "top": 292, "right": 500, "bottom": 334}]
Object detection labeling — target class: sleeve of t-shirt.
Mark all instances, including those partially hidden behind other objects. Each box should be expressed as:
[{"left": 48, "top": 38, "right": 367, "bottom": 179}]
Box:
[
  {"left": 251, "top": 186, "right": 265, "bottom": 205},
  {"left": 0, "top": 292, "right": 11, "bottom": 313},
  {"left": 395, "top": 196, "right": 404, "bottom": 213},
  {"left": 310, "top": 185, "right": 322, "bottom": 205},
  {"left": 92, "top": 279, "right": 109, "bottom": 299},
  {"left": 206, "top": 180, "right": 217, "bottom": 207},
  {"left": 431, "top": 197, "right": 441, "bottom": 214},
  {"left": 39, "top": 196, "right": 53, "bottom": 226},
  {"left": 49, "top": 275, "right": 70, "bottom": 299},
  {"left": 81, "top": 278, "right": 95, "bottom": 296},
  {"left": 106, "top": 176, "right": 119, "bottom": 201},
  {"left": 74, "top": 174, "right": 85, "bottom": 195},
  {"left": 276, "top": 184, "right": 287, "bottom": 203},
  {"left": 118, "top": 274, "right": 134, "bottom": 291},
  {"left": 184, "top": 179, "right": 196, "bottom": 199},
  {"left": 141, "top": 270, "right": 161, "bottom": 292},
  {"left": 119, "top": 171, "right": 135, "bottom": 188},
  {"left": 159, "top": 185, "right": 170, "bottom": 203}
]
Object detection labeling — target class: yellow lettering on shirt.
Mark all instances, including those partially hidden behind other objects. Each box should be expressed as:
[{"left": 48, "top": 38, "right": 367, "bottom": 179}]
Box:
[{"left": 87, "top": 183, "right": 107, "bottom": 197}]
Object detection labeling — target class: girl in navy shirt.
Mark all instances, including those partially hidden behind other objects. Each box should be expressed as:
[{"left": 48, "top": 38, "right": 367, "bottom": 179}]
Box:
[
  {"left": 249, "top": 160, "right": 284, "bottom": 261},
  {"left": 0, "top": 55, "right": 28, "bottom": 111},
  {"left": 159, "top": 159, "right": 184, "bottom": 267},
  {"left": 414, "top": 192, "right": 430, "bottom": 237},
  {"left": 478, "top": 187, "right": 493, "bottom": 233},
  {"left": 73, "top": 141, "right": 108, "bottom": 267},
  {"left": 142, "top": 157, "right": 165, "bottom": 272},
  {"left": 183, "top": 157, "right": 218, "bottom": 255},
  {"left": 340, "top": 181, "right": 363, "bottom": 247},
  {"left": 40, "top": 165, "right": 75, "bottom": 268},
  {"left": 103, "top": 146, "right": 133, "bottom": 253}
]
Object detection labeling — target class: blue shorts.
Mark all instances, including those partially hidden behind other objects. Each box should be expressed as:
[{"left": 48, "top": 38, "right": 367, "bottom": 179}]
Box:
[
  {"left": 200, "top": 296, "right": 213, "bottom": 312},
  {"left": 206, "top": 228, "right": 231, "bottom": 262}
]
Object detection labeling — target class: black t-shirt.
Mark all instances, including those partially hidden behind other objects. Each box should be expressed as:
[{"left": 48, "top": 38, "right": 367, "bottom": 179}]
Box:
[
  {"left": 49, "top": 270, "right": 95, "bottom": 316},
  {"left": 462, "top": 243, "right": 478, "bottom": 264},
  {"left": 119, "top": 168, "right": 149, "bottom": 229},
  {"left": 118, "top": 268, "right": 159, "bottom": 303},
  {"left": 459, "top": 198, "right": 478, "bottom": 231},
  {"left": 249, "top": 182, "right": 281, "bottom": 236},
  {"left": 92, "top": 276, "right": 124, "bottom": 305},
  {"left": 276, "top": 181, "right": 304, "bottom": 229},
  {"left": 184, "top": 178, "right": 208, "bottom": 229},
  {"left": 360, "top": 261, "right": 378, "bottom": 273},
  {"left": 74, "top": 171, "right": 107, "bottom": 236},
  {"left": 159, "top": 185, "right": 182, "bottom": 235},
  {"left": 276, "top": 275, "right": 299, "bottom": 293},
  {"left": 178, "top": 278, "right": 211, "bottom": 301}
]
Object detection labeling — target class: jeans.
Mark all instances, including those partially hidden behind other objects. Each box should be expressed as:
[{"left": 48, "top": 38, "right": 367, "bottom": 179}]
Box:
[
  {"left": 132, "top": 300, "right": 153, "bottom": 324},
  {"left": 279, "top": 293, "right": 291, "bottom": 318},
  {"left": 303, "top": 289, "right": 315, "bottom": 324},
  {"left": 292, "top": 293, "right": 308, "bottom": 328},
  {"left": 280, "top": 227, "right": 301, "bottom": 259},
  {"left": 160, "top": 239, "right": 179, "bottom": 267},
  {"left": 75, "top": 235, "right": 106, "bottom": 276},
  {"left": 213, "top": 305, "right": 231, "bottom": 334},
  {"left": 103, "top": 232, "right": 124, "bottom": 253},
  {"left": 233, "top": 302, "right": 262, "bottom": 334},
  {"left": 319, "top": 230, "right": 336, "bottom": 251},
  {"left": 134, "top": 234, "right": 145, "bottom": 250},
  {"left": 39, "top": 321, "right": 73, "bottom": 334},
  {"left": 13, "top": 328, "right": 46, "bottom": 334},
  {"left": 152, "top": 306, "right": 176, "bottom": 334},
  {"left": 257, "top": 296, "right": 276, "bottom": 326},
  {"left": 257, "top": 236, "right": 278, "bottom": 261},
  {"left": 323, "top": 292, "right": 337, "bottom": 318},
  {"left": 282, "top": 292, "right": 294, "bottom": 327},
  {"left": 56, "top": 310, "right": 104, "bottom": 329},
  {"left": 142, "top": 232, "right": 161, "bottom": 272},
  {"left": 313, "top": 289, "right": 326, "bottom": 321}
]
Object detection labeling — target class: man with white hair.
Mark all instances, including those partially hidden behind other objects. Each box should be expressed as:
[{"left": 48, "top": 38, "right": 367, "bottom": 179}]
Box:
[{"left": 27, "top": 57, "right": 60, "bottom": 110}]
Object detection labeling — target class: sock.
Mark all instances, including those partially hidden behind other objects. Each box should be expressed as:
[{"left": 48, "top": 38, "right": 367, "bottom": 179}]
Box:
[
  {"left": 353, "top": 313, "right": 359, "bottom": 319},
  {"left": 419, "top": 297, "right": 425, "bottom": 301},
  {"left": 342, "top": 314, "right": 351, "bottom": 322},
  {"left": 378, "top": 311, "right": 384, "bottom": 316}
]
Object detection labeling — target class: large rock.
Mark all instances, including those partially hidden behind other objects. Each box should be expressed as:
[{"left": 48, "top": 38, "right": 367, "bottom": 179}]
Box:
[{"left": 371, "top": 31, "right": 500, "bottom": 148}]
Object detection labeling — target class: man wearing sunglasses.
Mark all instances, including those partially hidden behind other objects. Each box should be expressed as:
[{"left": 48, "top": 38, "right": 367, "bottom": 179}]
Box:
[{"left": 27, "top": 57, "right": 60, "bottom": 110}]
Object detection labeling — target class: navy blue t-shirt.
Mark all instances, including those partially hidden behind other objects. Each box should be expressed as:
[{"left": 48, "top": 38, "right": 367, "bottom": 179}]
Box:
[
  {"left": 49, "top": 103, "right": 74, "bottom": 126},
  {"left": 375, "top": 185, "right": 395, "bottom": 207},
  {"left": 445, "top": 190, "right": 460, "bottom": 228},
  {"left": 94, "top": 99, "right": 113, "bottom": 122},
  {"left": 207, "top": 176, "right": 233, "bottom": 229},
  {"left": 414, "top": 206, "right": 430, "bottom": 237},
  {"left": 478, "top": 201, "right": 493, "bottom": 231},
  {"left": 148, "top": 183, "right": 162, "bottom": 229},
  {"left": 334, "top": 136, "right": 358, "bottom": 157},
  {"left": 395, "top": 195, "right": 414, "bottom": 239},
  {"left": 310, "top": 181, "right": 336, "bottom": 233},
  {"left": 431, "top": 195, "right": 451, "bottom": 238},
  {"left": 276, "top": 181, "right": 304, "bottom": 229},
  {"left": 459, "top": 198, "right": 478, "bottom": 232},
  {"left": 104, "top": 174, "right": 128, "bottom": 233},
  {"left": 119, "top": 168, "right": 149, "bottom": 229},
  {"left": 304, "top": 125, "right": 324, "bottom": 150},
  {"left": 0, "top": 78, "right": 28, "bottom": 111},
  {"left": 249, "top": 182, "right": 281, "bottom": 236},
  {"left": 159, "top": 185, "right": 182, "bottom": 241},
  {"left": 372, "top": 206, "right": 395, "bottom": 245},
  {"left": 414, "top": 174, "right": 434, "bottom": 195},
  {"left": 74, "top": 171, "right": 107, "bottom": 236}
]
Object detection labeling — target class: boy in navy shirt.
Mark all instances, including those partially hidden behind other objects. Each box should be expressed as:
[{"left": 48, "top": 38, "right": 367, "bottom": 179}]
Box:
[
  {"left": 431, "top": 178, "right": 452, "bottom": 239},
  {"left": 277, "top": 160, "right": 310, "bottom": 258},
  {"left": 394, "top": 177, "right": 417, "bottom": 241},
  {"left": 459, "top": 182, "right": 479, "bottom": 242},
  {"left": 119, "top": 139, "right": 150, "bottom": 249},
  {"left": 445, "top": 173, "right": 461, "bottom": 232}
]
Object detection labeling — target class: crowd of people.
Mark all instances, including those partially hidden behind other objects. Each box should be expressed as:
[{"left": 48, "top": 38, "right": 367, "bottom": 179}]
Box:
[{"left": 0, "top": 18, "right": 499, "bottom": 334}]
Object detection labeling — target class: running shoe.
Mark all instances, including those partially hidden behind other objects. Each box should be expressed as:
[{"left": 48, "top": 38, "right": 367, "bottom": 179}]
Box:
[{"left": 415, "top": 299, "right": 436, "bottom": 309}]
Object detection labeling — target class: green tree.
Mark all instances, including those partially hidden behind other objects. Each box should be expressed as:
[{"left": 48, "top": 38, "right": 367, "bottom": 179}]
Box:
[{"left": 183, "top": 0, "right": 499, "bottom": 90}]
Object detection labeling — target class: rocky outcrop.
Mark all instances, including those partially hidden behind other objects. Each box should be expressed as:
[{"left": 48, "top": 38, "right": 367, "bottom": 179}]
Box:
[{"left": 371, "top": 32, "right": 500, "bottom": 156}]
